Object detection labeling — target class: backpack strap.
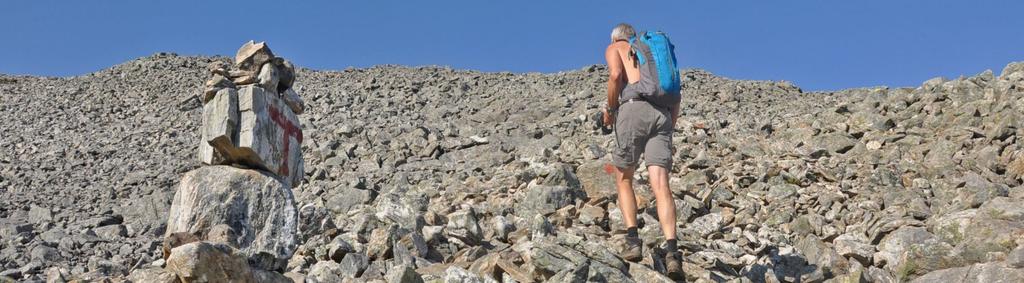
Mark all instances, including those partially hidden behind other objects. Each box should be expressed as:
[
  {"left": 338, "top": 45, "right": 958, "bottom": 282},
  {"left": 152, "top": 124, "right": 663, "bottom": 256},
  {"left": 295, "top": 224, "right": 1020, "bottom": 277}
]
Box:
[{"left": 628, "top": 33, "right": 641, "bottom": 68}]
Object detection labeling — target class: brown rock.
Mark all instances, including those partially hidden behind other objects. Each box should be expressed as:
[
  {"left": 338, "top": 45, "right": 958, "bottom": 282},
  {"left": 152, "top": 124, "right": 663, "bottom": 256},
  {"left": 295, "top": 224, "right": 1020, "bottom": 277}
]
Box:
[
  {"left": 281, "top": 88, "right": 305, "bottom": 115},
  {"left": 165, "top": 241, "right": 290, "bottom": 283},
  {"left": 232, "top": 75, "right": 257, "bottom": 85},
  {"left": 126, "top": 267, "right": 179, "bottom": 283},
  {"left": 163, "top": 232, "right": 200, "bottom": 260},
  {"left": 202, "top": 74, "right": 235, "bottom": 103},
  {"left": 206, "top": 224, "right": 238, "bottom": 247},
  {"left": 1008, "top": 153, "right": 1024, "bottom": 179},
  {"left": 495, "top": 259, "right": 535, "bottom": 283},
  {"left": 228, "top": 69, "right": 256, "bottom": 78},
  {"left": 283, "top": 272, "right": 305, "bottom": 283},
  {"left": 207, "top": 61, "right": 229, "bottom": 76},
  {"left": 576, "top": 161, "right": 617, "bottom": 201},
  {"left": 235, "top": 41, "right": 275, "bottom": 72}
]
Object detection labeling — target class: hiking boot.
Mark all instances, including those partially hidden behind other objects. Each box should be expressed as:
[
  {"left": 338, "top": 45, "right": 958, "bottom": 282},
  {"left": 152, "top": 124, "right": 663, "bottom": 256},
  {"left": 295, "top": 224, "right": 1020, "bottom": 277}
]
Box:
[
  {"left": 665, "top": 250, "right": 685, "bottom": 281},
  {"left": 622, "top": 236, "right": 643, "bottom": 262}
]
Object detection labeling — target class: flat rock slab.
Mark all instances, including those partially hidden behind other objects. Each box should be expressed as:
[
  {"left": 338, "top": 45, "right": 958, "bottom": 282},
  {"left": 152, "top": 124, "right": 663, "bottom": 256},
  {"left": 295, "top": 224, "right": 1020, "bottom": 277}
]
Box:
[
  {"left": 165, "top": 165, "right": 298, "bottom": 271},
  {"left": 198, "top": 88, "right": 239, "bottom": 165}
]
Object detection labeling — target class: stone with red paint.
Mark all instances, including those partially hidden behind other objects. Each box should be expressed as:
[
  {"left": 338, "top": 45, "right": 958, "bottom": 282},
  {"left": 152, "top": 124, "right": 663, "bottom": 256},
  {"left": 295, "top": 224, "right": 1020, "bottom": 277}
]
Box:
[
  {"left": 576, "top": 160, "right": 619, "bottom": 201},
  {"left": 236, "top": 85, "right": 304, "bottom": 187}
]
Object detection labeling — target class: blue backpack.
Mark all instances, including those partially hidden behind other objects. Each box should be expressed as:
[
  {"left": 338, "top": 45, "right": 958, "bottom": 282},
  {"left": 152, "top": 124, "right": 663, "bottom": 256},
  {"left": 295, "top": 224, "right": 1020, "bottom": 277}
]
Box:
[{"left": 629, "top": 31, "right": 681, "bottom": 108}]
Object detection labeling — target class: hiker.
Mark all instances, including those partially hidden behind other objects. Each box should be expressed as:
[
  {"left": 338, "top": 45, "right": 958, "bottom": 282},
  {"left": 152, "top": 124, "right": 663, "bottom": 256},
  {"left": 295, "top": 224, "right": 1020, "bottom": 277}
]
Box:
[{"left": 602, "top": 23, "right": 684, "bottom": 279}]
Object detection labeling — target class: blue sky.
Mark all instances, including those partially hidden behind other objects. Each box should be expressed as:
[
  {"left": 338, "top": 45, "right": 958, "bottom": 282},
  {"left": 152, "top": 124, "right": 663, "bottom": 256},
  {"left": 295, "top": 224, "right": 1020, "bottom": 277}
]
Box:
[{"left": 2, "top": 1, "right": 1022, "bottom": 90}]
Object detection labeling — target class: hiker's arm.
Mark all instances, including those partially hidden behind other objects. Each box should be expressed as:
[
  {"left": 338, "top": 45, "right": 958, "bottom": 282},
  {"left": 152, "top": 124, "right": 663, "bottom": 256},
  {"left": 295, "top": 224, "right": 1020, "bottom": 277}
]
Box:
[
  {"left": 670, "top": 102, "right": 680, "bottom": 127},
  {"left": 605, "top": 46, "right": 625, "bottom": 110}
]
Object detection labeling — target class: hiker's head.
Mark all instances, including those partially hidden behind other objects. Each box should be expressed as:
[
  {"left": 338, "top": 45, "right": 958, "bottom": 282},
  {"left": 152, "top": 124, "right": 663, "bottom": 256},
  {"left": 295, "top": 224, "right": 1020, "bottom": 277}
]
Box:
[{"left": 611, "top": 23, "right": 635, "bottom": 43}]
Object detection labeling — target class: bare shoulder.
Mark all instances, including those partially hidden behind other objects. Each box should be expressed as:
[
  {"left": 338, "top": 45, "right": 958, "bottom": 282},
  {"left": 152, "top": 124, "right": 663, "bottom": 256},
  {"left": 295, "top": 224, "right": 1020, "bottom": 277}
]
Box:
[
  {"left": 605, "top": 42, "right": 631, "bottom": 65},
  {"left": 606, "top": 41, "right": 630, "bottom": 54}
]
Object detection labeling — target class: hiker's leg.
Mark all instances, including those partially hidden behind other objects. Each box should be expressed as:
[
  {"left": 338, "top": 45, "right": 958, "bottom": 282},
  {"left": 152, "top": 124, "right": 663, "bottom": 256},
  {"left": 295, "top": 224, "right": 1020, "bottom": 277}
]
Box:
[
  {"left": 615, "top": 166, "right": 639, "bottom": 229},
  {"left": 648, "top": 165, "right": 676, "bottom": 240},
  {"left": 612, "top": 103, "right": 644, "bottom": 231},
  {"left": 643, "top": 103, "right": 677, "bottom": 240}
]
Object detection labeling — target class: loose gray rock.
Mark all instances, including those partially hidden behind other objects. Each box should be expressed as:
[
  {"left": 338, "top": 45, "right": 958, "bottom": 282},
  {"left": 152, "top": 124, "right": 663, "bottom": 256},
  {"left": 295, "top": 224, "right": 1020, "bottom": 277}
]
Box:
[
  {"left": 516, "top": 184, "right": 583, "bottom": 220},
  {"left": 339, "top": 253, "right": 370, "bottom": 278},
  {"left": 28, "top": 205, "right": 52, "bottom": 224},
  {"left": 446, "top": 209, "right": 483, "bottom": 246},
  {"left": 832, "top": 233, "right": 875, "bottom": 265}
]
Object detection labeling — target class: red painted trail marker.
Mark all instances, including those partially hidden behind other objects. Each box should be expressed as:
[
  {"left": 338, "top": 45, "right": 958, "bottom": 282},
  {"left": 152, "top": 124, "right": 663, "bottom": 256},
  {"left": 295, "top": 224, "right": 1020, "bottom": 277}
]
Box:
[{"left": 268, "top": 105, "right": 302, "bottom": 176}]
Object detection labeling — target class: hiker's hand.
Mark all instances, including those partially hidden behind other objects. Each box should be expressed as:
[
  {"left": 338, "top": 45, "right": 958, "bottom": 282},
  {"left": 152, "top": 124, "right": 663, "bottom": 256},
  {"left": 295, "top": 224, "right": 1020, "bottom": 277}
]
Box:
[{"left": 602, "top": 108, "right": 614, "bottom": 129}]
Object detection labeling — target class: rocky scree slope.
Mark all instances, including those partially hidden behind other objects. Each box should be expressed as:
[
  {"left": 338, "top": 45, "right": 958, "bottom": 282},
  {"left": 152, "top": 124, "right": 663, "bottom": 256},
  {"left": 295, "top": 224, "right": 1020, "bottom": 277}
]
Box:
[{"left": 1, "top": 54, "right": 1024, "bottom": 282}]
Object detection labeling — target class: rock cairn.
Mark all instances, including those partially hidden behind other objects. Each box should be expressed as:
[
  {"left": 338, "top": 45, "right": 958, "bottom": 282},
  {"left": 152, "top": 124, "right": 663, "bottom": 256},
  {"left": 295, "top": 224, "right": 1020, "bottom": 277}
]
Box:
[
  {"left": 199, "top": 40, "right": 305, "bottom": 187},
  {"left": 129, "top": 41, "right": 306, "bottom": 282}
]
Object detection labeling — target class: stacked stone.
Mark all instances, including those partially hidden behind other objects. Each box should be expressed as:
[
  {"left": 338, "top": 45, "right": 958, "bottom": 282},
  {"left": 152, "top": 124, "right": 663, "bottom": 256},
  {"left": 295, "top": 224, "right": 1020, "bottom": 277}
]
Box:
[
  {"left": 199, "top": 40, "right": 306, "bottom": 187},
  {"left": 127, "top": 41, "right": 303, "bottom": 282}
]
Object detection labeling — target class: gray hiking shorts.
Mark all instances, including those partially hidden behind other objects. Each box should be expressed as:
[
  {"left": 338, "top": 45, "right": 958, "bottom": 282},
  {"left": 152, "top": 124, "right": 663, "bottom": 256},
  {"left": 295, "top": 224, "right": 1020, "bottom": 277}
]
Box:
[{"left": 612, "top": 101, "right": 673, "bottom": 169}]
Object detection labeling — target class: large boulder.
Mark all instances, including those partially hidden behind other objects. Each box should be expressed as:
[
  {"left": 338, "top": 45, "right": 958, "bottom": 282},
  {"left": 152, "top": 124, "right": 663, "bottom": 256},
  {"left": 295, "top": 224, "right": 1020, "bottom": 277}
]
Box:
[
  {"left": 875, "top": 226, "right": 934, "bottom": 268},
  {"left": 165, "top": 165, "right": 298, "bottom": 271},
  {"left": 927, "top": 197, "right": 1024, "bottom": 264},
  {"left": 910, "top": 261, "right": 1024, "bottom": 283},
  {"left": 1000, "top": 61, "right": 1024, "bottom": 80}
]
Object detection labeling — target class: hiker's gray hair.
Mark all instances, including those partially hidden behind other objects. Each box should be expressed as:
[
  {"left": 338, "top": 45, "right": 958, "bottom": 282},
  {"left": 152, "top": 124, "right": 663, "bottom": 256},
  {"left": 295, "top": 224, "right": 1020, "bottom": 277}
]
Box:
[{"left": 610, "top": 23, "right": 635, "bottom": 42}]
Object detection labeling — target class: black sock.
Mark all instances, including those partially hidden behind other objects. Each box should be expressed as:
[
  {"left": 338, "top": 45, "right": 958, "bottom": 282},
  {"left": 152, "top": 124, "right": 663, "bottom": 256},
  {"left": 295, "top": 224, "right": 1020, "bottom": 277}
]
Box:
[
  {"left": 666, "top": 239, "right": 677, "bottom": 252},
  {"left": 626, "top": 227, "right": 639, "bottom": 238}
]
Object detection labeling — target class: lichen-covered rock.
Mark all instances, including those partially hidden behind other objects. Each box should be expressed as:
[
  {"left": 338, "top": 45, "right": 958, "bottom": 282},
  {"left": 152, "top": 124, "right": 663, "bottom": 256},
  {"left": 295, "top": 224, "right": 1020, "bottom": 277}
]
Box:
[{"left": 910, "top": 261, "right": 1024, "bottom": 283}]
